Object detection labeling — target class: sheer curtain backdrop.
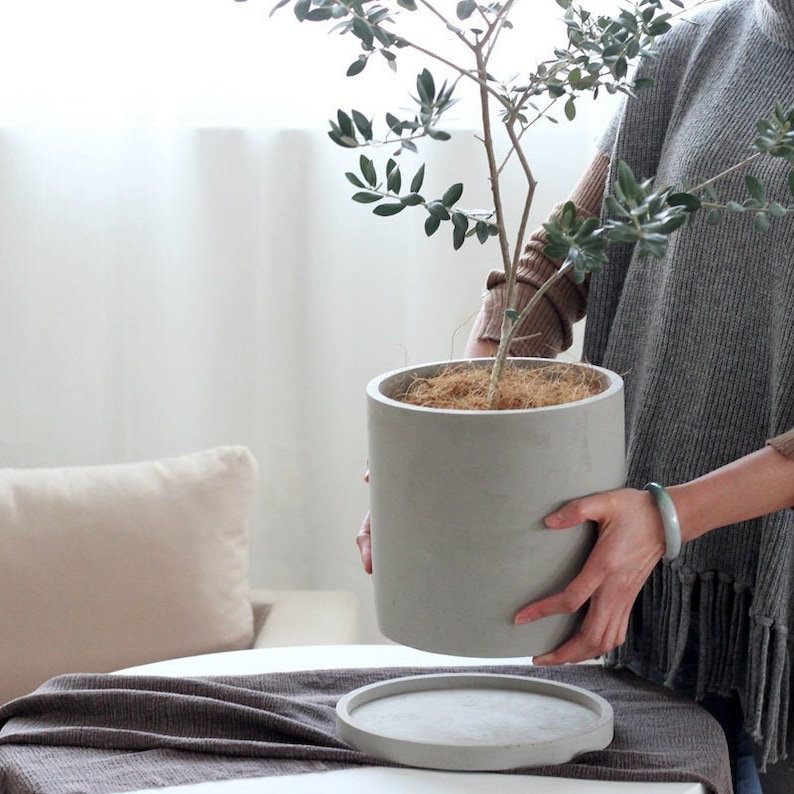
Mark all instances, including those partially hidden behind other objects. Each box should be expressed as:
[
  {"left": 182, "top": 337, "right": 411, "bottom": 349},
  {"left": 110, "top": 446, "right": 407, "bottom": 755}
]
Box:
[{"left": 0, "top": 0, "right": 619, "bottom": 642}]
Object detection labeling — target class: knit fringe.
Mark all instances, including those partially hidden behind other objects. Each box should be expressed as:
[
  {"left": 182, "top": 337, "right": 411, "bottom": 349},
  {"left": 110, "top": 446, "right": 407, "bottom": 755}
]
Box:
[
  {"left": 608, "top": 565, "right": 791, "bottom": 770},
  {"left": 746, "top": 616, "right": 790, "bottom": 770}
]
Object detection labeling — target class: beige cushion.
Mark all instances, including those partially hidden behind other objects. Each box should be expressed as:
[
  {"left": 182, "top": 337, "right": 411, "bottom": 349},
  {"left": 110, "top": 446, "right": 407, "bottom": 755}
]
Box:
[
  {"left": 0, "top": 446, "right": 257, "bottom": 704},
  {"left": 250, "top": 589, "right": 359, "bottom": 648}
]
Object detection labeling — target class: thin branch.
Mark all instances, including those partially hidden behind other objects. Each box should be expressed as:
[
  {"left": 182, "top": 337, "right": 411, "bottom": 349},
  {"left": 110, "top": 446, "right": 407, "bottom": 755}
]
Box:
[
  {"left": 359, "top": 2, "right": 518, "bottom": 114},
  {"left": 690, "top": 152, "right": 764, "bottom": 193},
  {"left": 475, "top": 45, "right": 512, "bottom": 287},
  {"left": 509, "top": 261, "right": 573, "bottom": 346},
  {"left": 395, "top": 34, "right": 515, "bottom": 111},
  {"left": 487, "top": 261, "right": 575, "bottom": 405},
  {"left": 481, "top": 0, "right": 517, "bottom": 59},
  {"left": 496, "top": 96, "right": 558, "bottom": 176},
  {"left": 504, "top": 126, "right": 537, "bottom": 284},
  {"left": 415, "top": 0, "right": 477, "bottom": 52}
]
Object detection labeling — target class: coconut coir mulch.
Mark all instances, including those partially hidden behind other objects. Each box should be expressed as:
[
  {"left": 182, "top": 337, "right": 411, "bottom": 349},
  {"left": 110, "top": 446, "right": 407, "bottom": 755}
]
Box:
[{"left": 397, "top": 361, "right": 605, "bottom": 411}]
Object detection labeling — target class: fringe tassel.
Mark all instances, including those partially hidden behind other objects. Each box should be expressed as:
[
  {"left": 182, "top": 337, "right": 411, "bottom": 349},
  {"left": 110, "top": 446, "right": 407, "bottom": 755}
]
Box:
[
  {"left": 710, "top": 574, "right": 733, "bottom": 694},
  {"left": 746, "top": 618, "right": 771, "bottom": 743},
  {"left": 696, "top": 571, "right": 716, "bottom": 700},
  {"left": 657, "top": 564, "right": 672, "bottom": 670},
  {"left": 745, "top": 618, "right": 790, "bottom": 770},
  {"left": 663, "top": 569, "right": 695, "bottom": 687},
  {"left": 609, "top": 566, "right": 791, "bottom": 769},
  {"left": 720, "top": 582, "right": 749, "bottom": 694}
]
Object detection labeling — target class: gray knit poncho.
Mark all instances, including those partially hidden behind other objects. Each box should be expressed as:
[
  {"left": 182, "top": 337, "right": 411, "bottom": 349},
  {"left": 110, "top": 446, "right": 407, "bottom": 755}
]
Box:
[{"left": 585, "top": 0, "right": 794, "bottom": 767}]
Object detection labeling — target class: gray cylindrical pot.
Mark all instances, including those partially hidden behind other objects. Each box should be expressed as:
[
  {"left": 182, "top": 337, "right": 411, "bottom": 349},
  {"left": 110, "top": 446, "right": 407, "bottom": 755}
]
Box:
[{"left": 367, "top": 358, "right": 625, "bottom": 658}]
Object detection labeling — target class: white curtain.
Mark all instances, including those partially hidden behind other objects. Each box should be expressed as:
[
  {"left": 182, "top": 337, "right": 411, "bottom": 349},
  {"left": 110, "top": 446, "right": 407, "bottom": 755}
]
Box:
[{"left": 0, "top": 0, "right": 620, "bottom": 642}]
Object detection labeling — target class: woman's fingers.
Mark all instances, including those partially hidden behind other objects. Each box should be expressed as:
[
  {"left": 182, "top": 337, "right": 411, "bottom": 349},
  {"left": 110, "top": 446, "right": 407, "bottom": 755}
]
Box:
[
  {"left": 529, "top": 579, "right": 637, "bottom": 664},
  {"left": 356, "top": 511, "right": 373, "bottom": 574},
  {"left": 514, "top": 488, "right": 667, "bottom": 664}
]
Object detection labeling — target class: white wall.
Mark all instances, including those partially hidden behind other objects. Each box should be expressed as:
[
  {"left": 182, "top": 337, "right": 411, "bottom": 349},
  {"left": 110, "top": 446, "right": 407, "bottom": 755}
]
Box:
[{"left": 0, "top": 0, "right": 619, "bottom": 643}]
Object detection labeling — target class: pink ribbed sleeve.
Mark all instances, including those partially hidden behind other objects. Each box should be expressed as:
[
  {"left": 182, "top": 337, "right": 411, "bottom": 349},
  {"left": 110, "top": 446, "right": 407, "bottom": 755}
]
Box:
[
  {"left": 768, "top": 428, "right": 794, "bottom": 458},
  {"left": 470, "top": 150, "right": 609, "bottom": 357}
]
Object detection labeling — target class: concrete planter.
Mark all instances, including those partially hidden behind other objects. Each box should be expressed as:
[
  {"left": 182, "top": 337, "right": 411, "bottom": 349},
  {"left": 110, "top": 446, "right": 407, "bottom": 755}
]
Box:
[{"left": 367, "top": 358, "right": 625, "bottom": 658}]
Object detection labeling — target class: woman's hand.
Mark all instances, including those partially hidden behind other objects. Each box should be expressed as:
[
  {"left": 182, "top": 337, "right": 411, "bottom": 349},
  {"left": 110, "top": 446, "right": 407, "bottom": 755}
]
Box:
[
  {"left": 356, "top": 468, "right": 373, "bottom": 574},
  {"left": 519, "top": 445, "right": 794, "bottom": 664},
  {"left": 464, "top": 334, "right": 498, "bottom": 359},
  {"left": 515, "top": 488, "right": 667, "bottom": 665},
  {"left": 357, "top": 511, "right": 373, "bottom": 574}
]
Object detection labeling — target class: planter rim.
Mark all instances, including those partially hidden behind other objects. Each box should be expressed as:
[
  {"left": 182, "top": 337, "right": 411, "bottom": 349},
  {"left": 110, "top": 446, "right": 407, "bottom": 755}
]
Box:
[{"left": 367, "top": 357, "right": 623, "bottom": 416}]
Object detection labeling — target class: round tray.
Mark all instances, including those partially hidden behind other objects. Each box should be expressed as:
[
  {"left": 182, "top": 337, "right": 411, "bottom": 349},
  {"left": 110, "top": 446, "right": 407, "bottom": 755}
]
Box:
[{"left": 336, "top": 672, "right": 613, "bottom": 771}]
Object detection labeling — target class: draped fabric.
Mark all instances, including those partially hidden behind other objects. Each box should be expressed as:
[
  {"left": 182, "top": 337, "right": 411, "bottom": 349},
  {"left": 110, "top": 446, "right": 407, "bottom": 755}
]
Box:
[{"left": 0, "top": 667, "right": 733, "bottom": 794}]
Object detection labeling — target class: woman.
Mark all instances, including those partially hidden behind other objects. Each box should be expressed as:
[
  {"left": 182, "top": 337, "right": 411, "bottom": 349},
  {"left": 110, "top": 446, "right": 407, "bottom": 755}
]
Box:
[
  {"left": 358, "top": 0, "right": 794, "bottom": 789},
  {"left": 466, "top": 0, "right": 794, "bottom": 788}
]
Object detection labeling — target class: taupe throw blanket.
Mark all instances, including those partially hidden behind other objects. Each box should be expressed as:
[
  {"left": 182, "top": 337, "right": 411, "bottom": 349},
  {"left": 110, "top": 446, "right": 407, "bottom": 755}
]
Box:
[{"left": 0, "top": 665, "right": 732, "bottom": 794}]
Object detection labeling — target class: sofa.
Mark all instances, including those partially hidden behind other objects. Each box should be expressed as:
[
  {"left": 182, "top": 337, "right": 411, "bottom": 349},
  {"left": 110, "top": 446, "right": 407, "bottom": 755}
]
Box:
[{"left": 0, "top": 446, "right": 358, "bottom": 705}]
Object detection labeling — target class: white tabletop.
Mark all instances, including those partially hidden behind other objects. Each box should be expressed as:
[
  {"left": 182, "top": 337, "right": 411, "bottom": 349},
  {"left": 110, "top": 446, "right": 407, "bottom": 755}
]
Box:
[{"left": 118, "top": 644, "right": 706, "bottom": 794}]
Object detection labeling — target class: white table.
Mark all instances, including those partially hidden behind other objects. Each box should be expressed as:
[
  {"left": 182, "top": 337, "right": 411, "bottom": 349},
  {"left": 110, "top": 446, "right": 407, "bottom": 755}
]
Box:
[{"left": 118, "top": 644, "right": 707, "bottom": 794}]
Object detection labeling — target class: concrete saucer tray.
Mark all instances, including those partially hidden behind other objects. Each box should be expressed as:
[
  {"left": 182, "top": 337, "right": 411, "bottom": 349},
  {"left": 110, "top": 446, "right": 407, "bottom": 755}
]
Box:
[{"left": 336, "top": 672, "right": 614, "bottom": 771}]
